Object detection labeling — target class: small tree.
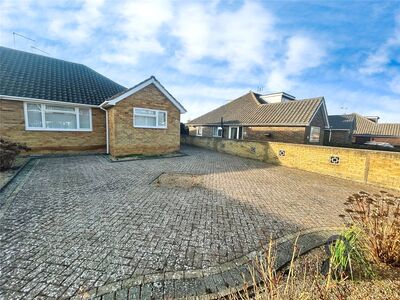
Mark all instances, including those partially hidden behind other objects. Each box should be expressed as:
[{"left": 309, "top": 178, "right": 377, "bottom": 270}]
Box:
[
  {"left": 0, "top": 138, "right": 30, "bottom": 171},
  {"left": 180, "top": 122, "right": 189, "bottom": 135}
]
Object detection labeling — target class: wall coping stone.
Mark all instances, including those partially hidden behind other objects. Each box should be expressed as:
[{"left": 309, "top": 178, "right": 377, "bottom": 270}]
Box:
[{"left": 182, "top": 135, "right": 400, "bottom": 156}]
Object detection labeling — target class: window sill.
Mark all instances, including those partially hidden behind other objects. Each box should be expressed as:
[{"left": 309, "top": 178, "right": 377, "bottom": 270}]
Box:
[
  {"left": 25, "top": 128, "right": 92, "bottom": 132},
  {"left": 134, "top": 125, "right": 167, "bottom": 129}
]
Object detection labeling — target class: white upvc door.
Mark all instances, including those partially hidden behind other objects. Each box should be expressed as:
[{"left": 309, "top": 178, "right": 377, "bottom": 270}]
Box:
[{"left": 229, "top": 126, "right": 240, "bottom": 139}]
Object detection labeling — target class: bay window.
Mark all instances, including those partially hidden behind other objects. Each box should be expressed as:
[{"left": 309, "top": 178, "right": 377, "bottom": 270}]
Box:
[
  {"left": 24, "top": 102, "right": 92, "bottom": 131},
  {"left": 133, "top": 107, "right": 167, "bottom": 129}
]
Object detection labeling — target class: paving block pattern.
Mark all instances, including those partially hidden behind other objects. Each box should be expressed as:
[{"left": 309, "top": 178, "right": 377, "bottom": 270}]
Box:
[{"left": 0, "top": 146, "right": 384, "bottom": 299}]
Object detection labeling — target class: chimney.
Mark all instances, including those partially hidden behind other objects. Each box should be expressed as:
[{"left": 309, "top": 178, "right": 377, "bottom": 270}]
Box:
[
  {"left": 260, "top": 92, "right": 296, "bottom": 104},
  {"left": 365, "top": 116, "right": 379, "bottom": 123}
]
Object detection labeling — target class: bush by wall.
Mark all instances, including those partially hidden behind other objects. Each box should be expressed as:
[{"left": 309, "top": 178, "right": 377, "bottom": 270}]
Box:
[{"left": 0, "top": 138, "right": 30, "bottom": 171}]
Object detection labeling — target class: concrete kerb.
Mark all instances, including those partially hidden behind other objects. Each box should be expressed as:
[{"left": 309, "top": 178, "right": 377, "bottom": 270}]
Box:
[
  {"left": 103, "top": 152, "right": 188, "bottom": 163},
  {"left": 77, "top": 226, "right": 342, "bottom": 300},
  {"left": 0, "top": 159, "right": 38, "bottom": 218},
  {"left": 0, "top": 157, "right": 32, "bottom": 193}
]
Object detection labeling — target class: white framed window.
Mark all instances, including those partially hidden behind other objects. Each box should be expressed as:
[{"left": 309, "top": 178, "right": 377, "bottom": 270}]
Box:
[
  {"left": 133, "top": 107, "right": 167, "bottom": 129},
  {"left": 213, "top": 126, "right": 222, "bottom": 137},
  {"left": 24, "top": 102, "right": 92, "bottom": 131},
  {"left": 196, "top": 126, "right": 203, "bottom": 136},
  {"left": 229, "top": 126, "right": 242, "bottom": 140},
  {"left": 309, "top": 126, "right": 321, "bottom": 142}
]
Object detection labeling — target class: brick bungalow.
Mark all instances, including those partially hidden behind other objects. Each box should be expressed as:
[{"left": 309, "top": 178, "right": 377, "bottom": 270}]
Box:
[
  {"left": 326, "top": 113, "right": 400, "bottom": 146},
  {"left": 187, "top": 91, "right": 329, "bottom": 145},
  {"left": 0, "top": 47, "right": 186, "bottom": 157}
]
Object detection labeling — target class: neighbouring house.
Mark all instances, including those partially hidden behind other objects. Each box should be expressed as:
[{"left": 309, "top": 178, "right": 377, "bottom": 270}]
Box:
[
  {"left": 326, "top": 113, "right": 400, "bottom": 146},
  {"left": 187, "top": 91, "right": 329, "bottom": 145},
  {"left": 0, "top": 47, "right": 186, "bottom": 157}
]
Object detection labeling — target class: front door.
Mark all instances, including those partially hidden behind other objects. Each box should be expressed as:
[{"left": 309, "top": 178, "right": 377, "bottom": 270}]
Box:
[{"left": 229, "top": 126, "right": 242, "bottom": 140}]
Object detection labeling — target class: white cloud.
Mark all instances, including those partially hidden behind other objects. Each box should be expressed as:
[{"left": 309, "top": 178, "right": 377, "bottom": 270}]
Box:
[
  {"left": 294, "top": 82, "right": 400, "bottom": 123},
  {"left": 0, "top": 0, "right": 37, "bottom": 47},
  {"left": 171, "top": 1, "right": 276, "bottom": 80},
  {"left": 389, "top": 75, "right": 400, "bottom": 94},
  {"left": 48, "top": 0, "right": 105, "bottom": 44},
  {"left": 359, "top": 13, "right": 400, "bottom": 94},
  {"left": 100, "top": 0, "right": 173, "bottom": 64},
  {"left": 169, "top": 84, "right": 249, "bottom": 122},
  {"left": 266, "top": 35, "right": 326, "bottom": 91}
]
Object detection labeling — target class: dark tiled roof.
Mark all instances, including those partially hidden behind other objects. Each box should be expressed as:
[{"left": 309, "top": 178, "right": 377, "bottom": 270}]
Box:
[
  {"left": 188, "top": 91, "right": 324, "bottom": 126},
  {"left": 0, "top": 46, "right": 126, "bottom": 105},
  {"left": 328, "top": 114, "right": 354, "bottom": 130},
  {"left": 329, "top": 113, "right": 400, "bottom": 137}
]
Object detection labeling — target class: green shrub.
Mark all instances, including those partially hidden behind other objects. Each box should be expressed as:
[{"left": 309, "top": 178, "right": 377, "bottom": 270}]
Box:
[
  {"left": 328, "top": 226, "right": 374, "bottom": 279},
  {"left": 0, "top": 138, "right": 29, "bottom": 171}
]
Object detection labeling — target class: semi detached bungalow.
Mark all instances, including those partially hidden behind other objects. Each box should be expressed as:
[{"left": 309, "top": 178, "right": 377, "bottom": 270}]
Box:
[
  {"left": 326, "top": 113, "right": 400, "bottom": 146},
  {"left": 0, "top": 47, "right": 186, "bottom": 157},
  {"left": 188, "top": 91, "right": 329, "bottom": 144}
]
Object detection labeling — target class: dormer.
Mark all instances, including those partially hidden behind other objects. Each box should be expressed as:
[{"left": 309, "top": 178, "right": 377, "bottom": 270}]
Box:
[
  {"left": 260, "top": 92, "right": 296, "bottom": 104},
  {"left": 365, "top": 116, "right": 380, "bottom": 123}
]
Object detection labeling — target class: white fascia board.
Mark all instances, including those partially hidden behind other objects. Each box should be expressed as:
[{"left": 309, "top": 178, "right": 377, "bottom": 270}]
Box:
[
  {"left": 103, "top": 77, "right": 187, "bottom": 114},
  {"left": 321, "top": 99, "right": 330, "bottom": 128},
  {"left": 0, "top": 95, "right": 99, "bottom": 108},
  {"left": 325, "top": 128, "right": 351, "bottom": 131}
]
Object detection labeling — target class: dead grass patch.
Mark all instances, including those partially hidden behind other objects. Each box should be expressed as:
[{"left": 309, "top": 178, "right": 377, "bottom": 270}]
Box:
[{"left": 153, "top": 173, "right": 203, "bottom": 188}]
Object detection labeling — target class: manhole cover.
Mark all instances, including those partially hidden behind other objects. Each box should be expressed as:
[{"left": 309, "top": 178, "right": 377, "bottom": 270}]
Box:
[{"left": 153, "top": 173, "right": 203, "bottom": 188}]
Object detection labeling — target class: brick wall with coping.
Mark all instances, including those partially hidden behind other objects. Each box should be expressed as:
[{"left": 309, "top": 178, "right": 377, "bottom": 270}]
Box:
[
  {"left": 189, "top": 125, "right": 308, "bottom": 143},
  {"left": 0, "top": 100, "right": 106, "bottom": 153},
  {"left": 108, "top": 84, "right": 181, "bottom": 157},
  {"left": 244, "top": 126, "right": 306, "bottom": 143},
  {"left": 182, "top": 135, "right": 400, "bottom": 191}
]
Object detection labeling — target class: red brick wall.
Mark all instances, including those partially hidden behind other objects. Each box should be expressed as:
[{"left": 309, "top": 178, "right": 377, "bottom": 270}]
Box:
[{"left": 371, "top": 136, "right": 400, "bottom": 146}]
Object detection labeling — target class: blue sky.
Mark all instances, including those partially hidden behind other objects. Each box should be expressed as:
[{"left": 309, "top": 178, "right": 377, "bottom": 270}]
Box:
[{"left": 1, "top": 0, "right": 399, "bottom": 122}]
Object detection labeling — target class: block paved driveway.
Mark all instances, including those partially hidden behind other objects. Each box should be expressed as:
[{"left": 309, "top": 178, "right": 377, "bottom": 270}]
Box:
[{"left": 0, "top": 146, "right": 383, "bottom": 299}]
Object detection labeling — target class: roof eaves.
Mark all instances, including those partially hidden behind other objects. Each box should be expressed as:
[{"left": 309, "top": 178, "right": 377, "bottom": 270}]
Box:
[
  {"left": 103, "top": 76, "right": 187, "bottom": 113},
  {"left": 188, "top": 122, "right": 309, "bottom": 127},
  {"left": 0, "top": 94, "right": 99, "bottom": 107}
]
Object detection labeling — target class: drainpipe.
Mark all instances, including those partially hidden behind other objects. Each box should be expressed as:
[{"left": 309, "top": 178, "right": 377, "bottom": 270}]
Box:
[
  {"left": 99, "top": 102, "right": 110, "bottom": 154},
  {"left": 220, "top": 117, "right": 224, "bottom": 138}
]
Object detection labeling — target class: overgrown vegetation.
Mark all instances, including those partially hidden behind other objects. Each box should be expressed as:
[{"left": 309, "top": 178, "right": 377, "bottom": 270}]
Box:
[
  {"left": 344, "top": 191, "right": 400, "bottom": 267},
  {"left": 227, "top": 237, "right": 348, "bottom": 300},
  {"left": 0, "top": 138, "right": 29, "bottom": 171},
  {"left": 226, "top": 190, "right": 399, "bottom": 300},
  {"left": 327, "top": 227, "right": 374, "bottom": 280}
]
